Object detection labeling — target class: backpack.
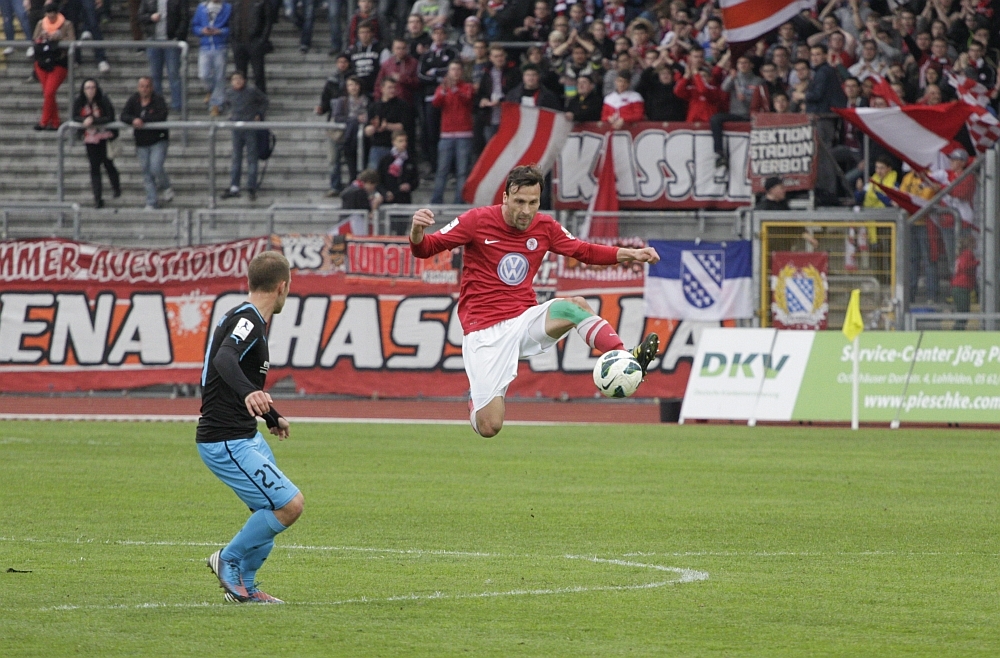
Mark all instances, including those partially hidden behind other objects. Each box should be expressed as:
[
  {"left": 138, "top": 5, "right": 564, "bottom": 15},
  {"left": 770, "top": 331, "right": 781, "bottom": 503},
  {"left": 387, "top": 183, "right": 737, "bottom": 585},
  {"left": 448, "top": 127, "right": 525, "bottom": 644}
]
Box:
[{"left": 256, "top": 129, "right": 275, "bottom": 161}]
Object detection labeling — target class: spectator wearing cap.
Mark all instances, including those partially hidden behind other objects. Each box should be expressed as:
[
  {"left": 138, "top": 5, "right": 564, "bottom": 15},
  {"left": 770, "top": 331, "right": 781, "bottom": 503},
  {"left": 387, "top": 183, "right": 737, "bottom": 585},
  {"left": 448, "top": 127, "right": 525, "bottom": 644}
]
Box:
[
  {"left": 602, "top": 72, "right": 644, "bottom": 128},
  {"left": 474, "top": 44, "right": 519, "bottom": 155},
  {"left": 139, "top": 0, "right": 190, "bottom": 111},
  {"left": 458, "top": 15, "right": 482, "bottom": 64},
  {"left": 418, "top": 24, "right": 459, "bottom": 173},
  {"left": 757, "top": 177, "right": 789, "bottom": 211},
  {"left": 31, "top": 2, "right": 74, "bottom": 130},
  {"left": 565, "top": 74, "right": 602, "bottom": 122}
]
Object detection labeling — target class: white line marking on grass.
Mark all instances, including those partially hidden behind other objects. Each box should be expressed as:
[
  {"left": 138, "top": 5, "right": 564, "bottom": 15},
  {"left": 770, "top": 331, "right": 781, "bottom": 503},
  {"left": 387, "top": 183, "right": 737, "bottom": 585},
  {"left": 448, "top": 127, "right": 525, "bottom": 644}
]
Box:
[{"left": 23, "top": 537, "right": 708, "bottom": 612}]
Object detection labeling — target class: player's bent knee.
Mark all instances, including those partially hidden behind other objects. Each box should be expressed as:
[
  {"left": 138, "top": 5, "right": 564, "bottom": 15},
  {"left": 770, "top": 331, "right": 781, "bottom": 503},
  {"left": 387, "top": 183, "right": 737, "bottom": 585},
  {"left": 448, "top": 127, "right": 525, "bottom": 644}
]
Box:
[
  {"left": 478, "top": 419, "right": 503, "bottom": 437},
  {"left": 570, "top": 296, "right": 594, "bottom": 313},
  {"left": 275, "top": 491, "right": 304, "bottom": 527}
]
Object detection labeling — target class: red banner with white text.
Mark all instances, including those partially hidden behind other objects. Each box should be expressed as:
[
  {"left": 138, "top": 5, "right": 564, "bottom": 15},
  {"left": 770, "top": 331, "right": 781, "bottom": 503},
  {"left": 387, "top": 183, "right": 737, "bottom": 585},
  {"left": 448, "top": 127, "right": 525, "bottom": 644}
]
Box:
[{"left": 0, "top": 237, "right": 713, "bottom": 398}]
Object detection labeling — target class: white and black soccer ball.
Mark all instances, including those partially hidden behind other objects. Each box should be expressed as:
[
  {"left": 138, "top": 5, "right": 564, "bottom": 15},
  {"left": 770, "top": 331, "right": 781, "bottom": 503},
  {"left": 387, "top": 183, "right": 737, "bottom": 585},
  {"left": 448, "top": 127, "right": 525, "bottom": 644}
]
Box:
[{"left": 593, "top": 350, "right": 643, "bottom": 398}]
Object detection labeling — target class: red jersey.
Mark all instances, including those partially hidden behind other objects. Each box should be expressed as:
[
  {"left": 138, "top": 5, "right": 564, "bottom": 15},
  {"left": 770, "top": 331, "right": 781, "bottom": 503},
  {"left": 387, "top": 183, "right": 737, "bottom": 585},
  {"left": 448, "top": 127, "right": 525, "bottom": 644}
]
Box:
[{"left": 410, "top": 205, "right": 620, "bottom": 333}]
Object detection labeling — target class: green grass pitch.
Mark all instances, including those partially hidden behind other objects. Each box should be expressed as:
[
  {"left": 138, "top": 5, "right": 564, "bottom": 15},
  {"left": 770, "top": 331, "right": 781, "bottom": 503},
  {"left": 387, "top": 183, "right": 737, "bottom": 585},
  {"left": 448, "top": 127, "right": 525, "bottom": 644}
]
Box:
[{"left": 2, "top": 420, "right": 999, "bottom": 656}]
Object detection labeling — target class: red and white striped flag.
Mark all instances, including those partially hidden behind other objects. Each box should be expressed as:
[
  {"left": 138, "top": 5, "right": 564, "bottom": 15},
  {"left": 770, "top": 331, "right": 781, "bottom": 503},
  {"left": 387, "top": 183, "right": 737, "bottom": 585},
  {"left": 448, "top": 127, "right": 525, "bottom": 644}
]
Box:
[
  {"left": 719, "top": 0, "right": 815, "bottom": 45},
  {"left": 462, "top": 103, "right": 572, "bottom": 206},
  {"left": 869, "top": 74, "right": 902, "bottom": 107},
  {"left": 578, "top": 132, "right": 619, "bottom": 239},
  {"left": 834, "top": 102, "right": 977, "bottom": 170},
  {"left": 947, "top": 72, "right": 1000, "bottom": 154},
  {"left": 874, "top": 182, "right": 928, "bottom": 214}
]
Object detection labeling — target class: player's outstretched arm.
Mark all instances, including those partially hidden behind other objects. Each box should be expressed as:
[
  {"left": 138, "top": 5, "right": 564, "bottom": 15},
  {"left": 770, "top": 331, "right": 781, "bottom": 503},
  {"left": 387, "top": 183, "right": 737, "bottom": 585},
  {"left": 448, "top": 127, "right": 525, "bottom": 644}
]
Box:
[
  {"left": 617, "top": 247, "right": 660, "bottom": 264},
  {"left": 409, "top": 208, "right": 435, "bottom": 245}
]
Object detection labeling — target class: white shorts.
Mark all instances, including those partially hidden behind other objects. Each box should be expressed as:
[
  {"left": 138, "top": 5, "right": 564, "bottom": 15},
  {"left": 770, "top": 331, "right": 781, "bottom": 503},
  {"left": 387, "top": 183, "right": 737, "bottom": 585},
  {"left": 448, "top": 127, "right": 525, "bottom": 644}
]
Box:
[{"left": 463, "top": 299, "right": 562, "bottom": 412}]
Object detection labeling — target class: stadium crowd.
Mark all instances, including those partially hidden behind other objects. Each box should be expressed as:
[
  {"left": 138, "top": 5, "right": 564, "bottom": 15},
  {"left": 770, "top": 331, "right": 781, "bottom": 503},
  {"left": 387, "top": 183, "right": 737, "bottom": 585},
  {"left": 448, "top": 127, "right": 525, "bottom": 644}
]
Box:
[
  {"left": 3, "top": 0, "right": 998, "bottom": 210},
  {"left": 0, "top": 0, "right": 1000, "bottom": 296}
]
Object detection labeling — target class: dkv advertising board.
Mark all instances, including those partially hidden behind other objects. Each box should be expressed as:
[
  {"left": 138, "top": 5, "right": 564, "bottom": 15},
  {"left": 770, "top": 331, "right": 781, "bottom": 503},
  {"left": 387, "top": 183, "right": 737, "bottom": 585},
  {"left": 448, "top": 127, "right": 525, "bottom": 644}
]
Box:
[{"left": 682, "top": 329, "right": 1000, "bottom": 424}]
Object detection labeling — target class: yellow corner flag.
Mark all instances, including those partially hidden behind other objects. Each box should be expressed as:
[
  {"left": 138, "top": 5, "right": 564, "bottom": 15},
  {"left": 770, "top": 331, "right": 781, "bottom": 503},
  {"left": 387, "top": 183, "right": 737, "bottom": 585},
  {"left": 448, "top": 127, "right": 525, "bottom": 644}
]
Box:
[{"left": 842, "top": 289, "right": 864, "bottom": 342}]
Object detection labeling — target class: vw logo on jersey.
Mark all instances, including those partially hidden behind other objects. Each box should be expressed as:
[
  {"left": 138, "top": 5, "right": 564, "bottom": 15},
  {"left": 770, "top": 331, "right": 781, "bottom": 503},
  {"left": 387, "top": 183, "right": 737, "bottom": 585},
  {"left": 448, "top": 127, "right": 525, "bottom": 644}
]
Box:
[{"left": 497, "top": 253, "right": 529, "bottom": 286}]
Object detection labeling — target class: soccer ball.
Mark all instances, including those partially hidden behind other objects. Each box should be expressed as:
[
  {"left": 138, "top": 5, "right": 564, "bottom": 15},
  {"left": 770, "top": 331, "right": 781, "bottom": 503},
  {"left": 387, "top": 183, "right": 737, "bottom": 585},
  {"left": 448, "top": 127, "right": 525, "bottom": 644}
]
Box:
[{"left": 593, "top": 350, "right": 643, "bottom": 398}]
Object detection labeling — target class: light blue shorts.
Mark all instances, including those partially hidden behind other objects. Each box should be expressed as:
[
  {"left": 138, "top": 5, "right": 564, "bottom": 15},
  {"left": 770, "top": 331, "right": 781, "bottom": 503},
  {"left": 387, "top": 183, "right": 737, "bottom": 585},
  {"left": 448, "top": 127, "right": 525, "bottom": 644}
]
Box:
[{"left": 198, "top": 432, "right": 300, "bottom": 512}]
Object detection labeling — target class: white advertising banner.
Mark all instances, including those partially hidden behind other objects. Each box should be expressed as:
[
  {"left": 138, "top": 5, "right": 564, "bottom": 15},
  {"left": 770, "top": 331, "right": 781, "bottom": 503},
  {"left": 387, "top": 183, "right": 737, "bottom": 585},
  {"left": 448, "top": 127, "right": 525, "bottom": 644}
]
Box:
[{"left": 680, "top": 328, "right": 815, "bottom": 422}]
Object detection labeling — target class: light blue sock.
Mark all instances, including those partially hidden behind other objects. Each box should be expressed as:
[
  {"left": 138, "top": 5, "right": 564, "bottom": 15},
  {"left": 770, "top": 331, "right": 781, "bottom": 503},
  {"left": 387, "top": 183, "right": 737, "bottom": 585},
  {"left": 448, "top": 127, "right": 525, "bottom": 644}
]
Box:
[
  {"left": 241, "top": 539, "right": 274, "bottom": 588},
  {"left": 221, "top": 509, "right": 286, "bottom": 563}
]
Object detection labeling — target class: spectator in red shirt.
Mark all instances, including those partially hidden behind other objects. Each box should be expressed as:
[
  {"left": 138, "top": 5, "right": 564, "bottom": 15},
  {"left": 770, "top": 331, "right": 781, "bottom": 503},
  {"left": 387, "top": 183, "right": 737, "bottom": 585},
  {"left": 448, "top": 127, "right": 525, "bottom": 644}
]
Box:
[
  {"left": 673, "top": 44, "right": 726, "bottom": 123},
  {"left": 951, "top": 235, "right": 978, "bottom": 329},
  {"left": 374, "top": 38, "right": 420, "bottom": 104},
  {"left": 431, "top": 61, "right": 475, "bottom": 204}
]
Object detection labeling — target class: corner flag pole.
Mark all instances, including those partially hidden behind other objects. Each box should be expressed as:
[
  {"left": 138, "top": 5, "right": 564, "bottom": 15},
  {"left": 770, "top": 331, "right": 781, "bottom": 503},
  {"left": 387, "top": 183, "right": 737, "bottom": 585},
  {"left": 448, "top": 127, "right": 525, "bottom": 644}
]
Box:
[
  {"left": 890, "top": 331, "right": 924, "bottom": 430},
  {"left": 842, "top": 289, "right": 865, "bottom": 431},
  {"left": 851, "top": 336, "right": 860, "bottom": 430}
]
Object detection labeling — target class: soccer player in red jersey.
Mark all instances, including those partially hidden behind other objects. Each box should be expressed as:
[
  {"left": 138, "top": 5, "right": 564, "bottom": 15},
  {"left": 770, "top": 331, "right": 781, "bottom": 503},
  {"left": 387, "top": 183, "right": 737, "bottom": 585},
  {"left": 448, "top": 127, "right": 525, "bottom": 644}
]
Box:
[{"left": 409, "top": 165, "right": 661, "bottom": 437}]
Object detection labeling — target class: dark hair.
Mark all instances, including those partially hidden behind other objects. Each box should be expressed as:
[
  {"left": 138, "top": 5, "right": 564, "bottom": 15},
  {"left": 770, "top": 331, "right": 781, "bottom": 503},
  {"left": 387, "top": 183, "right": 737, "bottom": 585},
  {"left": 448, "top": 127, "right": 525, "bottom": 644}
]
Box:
[
  {"left": 521, "top": 63, "right": 541, "bottom": 74},
  {"left": 844, "top": 76, "right": 861, "bottom": 86},
  {"left": 811, "top": 43, "right": 828, "bottom": 54},
  {"left": 77, "top": 78, "right": 104, "bottom": 105},
  {"left": 358, "top": 19, "right": 374, "bottom": 31},
  {"left": 793, "top": 58, "right": 810, "bottom": 68},
  {"left": 358, "top": 169, "right": 380, "bottom": 184},
  {"left": 875, "top": 155, "right": 894, "bottom": 167},
  {"left": 248, "top": 251, "right": 290, "bottom": 292},
  {"left": 772, "top": 90, "right": 789, "bottom": 101},
  {"left": 688, "top": 43, "right": 704, "bottom": 54},
  {"left": 706, "top": 16, "right": 722, "bottom": 26},
  {"left": 505, "top": 165, "right": 544, "bottom": 195}
]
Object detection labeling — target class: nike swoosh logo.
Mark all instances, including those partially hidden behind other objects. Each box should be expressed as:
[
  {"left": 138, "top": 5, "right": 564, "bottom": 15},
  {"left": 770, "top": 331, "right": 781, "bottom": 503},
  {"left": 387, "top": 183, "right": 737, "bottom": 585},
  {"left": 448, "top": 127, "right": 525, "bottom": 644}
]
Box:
[{"left": 485, "top": 239, "right": 500, "bottom": 244}]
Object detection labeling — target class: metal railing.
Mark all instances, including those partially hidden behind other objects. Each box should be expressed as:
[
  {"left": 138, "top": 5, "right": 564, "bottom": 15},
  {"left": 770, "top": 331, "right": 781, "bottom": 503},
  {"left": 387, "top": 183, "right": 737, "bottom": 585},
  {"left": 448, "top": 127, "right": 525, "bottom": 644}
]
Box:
[
  {"left": 55, "top": 119, "right": 359, "bottom": 207},
  {"left": 0, "top": 201, "right": 81, "bottom": 240},
  {"left": 905, "top": 312, "right": 1000, "bottom": 331},
  {"left": 66, "top": 40, "right": 190, "bottom": 124}
]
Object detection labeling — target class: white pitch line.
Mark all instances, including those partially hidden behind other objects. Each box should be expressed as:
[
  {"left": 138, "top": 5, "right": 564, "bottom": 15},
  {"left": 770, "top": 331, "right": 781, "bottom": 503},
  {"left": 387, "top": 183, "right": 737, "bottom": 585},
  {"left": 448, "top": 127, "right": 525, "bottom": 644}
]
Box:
[
  {"left": 11, "top": 536, "right": 708, "bottom": 612},
  {"left": 0, "top": 414, "right": 581, "bottom": 426}
]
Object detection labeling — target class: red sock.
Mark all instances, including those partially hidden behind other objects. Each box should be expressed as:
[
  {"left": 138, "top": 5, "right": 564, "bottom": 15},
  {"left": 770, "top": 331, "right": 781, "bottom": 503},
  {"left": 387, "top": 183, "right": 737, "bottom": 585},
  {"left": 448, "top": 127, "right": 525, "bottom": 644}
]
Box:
[{"left": 576, "top": 316, "right": 625, "bottom": 352}]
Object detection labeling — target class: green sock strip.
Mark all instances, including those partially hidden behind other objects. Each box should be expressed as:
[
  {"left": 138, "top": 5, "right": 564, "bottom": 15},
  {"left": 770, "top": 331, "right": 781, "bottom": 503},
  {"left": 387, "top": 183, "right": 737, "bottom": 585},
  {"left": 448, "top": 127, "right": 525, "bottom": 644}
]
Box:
[{"left": 549, "top": 299, "right": 593, "bottom": 324}]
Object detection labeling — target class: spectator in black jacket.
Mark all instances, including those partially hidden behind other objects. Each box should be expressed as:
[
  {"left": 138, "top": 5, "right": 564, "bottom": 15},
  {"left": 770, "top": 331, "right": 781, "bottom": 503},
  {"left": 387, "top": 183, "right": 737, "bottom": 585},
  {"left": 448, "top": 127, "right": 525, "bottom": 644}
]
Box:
[
  {"left": 347, "top": 20, "right": 382, "bottom": 95},
  {"left": 565, "top": 74, "right": 602, "bottom": 122},
  {"left": 231, "top": 0, "right": 275, "bottom": 94},
  {"left": 505, "top": 63, "right": 563, "bottom": 110},
  {"left": 473, "top": 45, "right": 519, "bottom": 155},
  {"left": 73, "top": 78, "right": 121, "bottom": 208},
  {"left": 139, "top": 0, "right": 189, "bottom": 111},
  {"left": 120, "top": 76, "right": 173, "bottom": 210},
  {"left": 377, "top": 130, "right": 419, "bottom": 213},
  {"left": 805, "top": 45, "right": 846, "bottom": 147},
  {"left": 315, "top": 53, "right": 353, "bottom": 118},
  {"left": 365, "top": 78, "right": 416, "bottom": 172},
  {"left": 636, "top": 63, "right": 687, "bottom": 121},
  {"left": 340, "top": 169, "right": 382, "bottom": 235}
]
